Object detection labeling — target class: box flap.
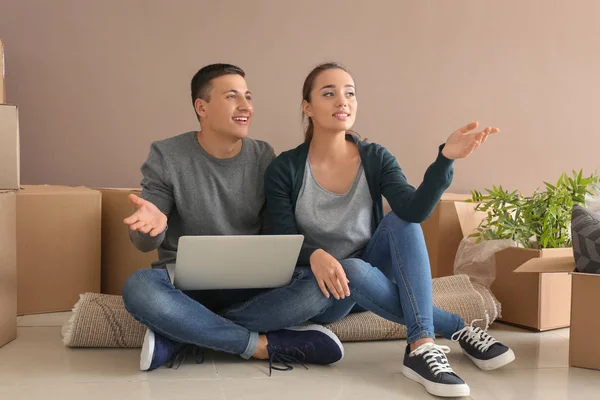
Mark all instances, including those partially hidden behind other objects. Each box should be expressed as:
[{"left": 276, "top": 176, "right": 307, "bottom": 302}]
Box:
[
  {"left": 514, "top": 255, "right": 576, "bottom": 273},
  {"left": 441, "top": 193, "right": 472, "bottom": 202},
  {"left": 18, "top": 185, "right": 99, "bottom": 194},
  {"left": 454, "top": 201, "right": 487, "bottom": 237},
  {"left": 570, "top": 271, "right": 600, "bottom": 278},
  {"left": 539, "top": 247, "right": 574, "bottom": 258},
  {"left": 95, "top": 187, "right": 141, "bottom": 192}
]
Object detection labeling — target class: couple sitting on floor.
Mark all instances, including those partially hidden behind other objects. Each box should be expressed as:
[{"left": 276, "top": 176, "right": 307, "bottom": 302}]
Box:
[{"left": 122, "top": 62, "right": 514, "bottom": 398}]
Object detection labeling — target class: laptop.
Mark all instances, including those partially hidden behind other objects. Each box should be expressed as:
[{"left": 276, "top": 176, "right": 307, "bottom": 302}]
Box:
[{"left": 167, "top": 235, "right": 304, "bottom": 291}]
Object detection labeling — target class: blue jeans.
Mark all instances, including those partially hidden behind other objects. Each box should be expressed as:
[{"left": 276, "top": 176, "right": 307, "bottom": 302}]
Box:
[
  {"left": 311, "top": 212, "right": 465, "bottom": 344},
  {"left": 122, "top": 267, "right": 332, "bottom": 359}
]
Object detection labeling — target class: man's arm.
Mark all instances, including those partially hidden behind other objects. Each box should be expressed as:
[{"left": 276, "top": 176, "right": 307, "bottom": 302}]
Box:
[{"left": 127, "top": 142, "right": 174, "bottom": 252}]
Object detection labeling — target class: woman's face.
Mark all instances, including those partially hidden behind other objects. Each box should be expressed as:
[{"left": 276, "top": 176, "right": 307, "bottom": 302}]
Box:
[{"left": 303, "top": 68, "right": 357, "bottom": 134}]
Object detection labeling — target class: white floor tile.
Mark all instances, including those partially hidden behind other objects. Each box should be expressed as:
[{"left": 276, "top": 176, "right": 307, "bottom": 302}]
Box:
[
  {"left": 219, "top": 374, "right": 469, "bottom": 400},
  {"left": 0, "top": 380, "right": 225, "bottom": 400},
  {"left": 0, "top": 327, "right": 145, "bottom": 385},
  {"left": 18, "top": 312, "right": 73, "bottom": 327},
  {"left": 464, "top": 367, "right": 600, "bottom": 400},
  {"left": 552, "top": 328, "right": 570, "bottom": 340}
]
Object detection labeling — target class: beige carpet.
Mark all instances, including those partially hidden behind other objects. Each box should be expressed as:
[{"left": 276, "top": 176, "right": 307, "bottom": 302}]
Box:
[{"left": 62, "top": 274, "right": 500, "bottom": 347}]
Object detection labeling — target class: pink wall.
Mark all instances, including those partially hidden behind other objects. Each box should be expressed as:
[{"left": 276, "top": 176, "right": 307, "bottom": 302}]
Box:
[{"left": 1, "top": 0, "right": 598, "bottom": 194}]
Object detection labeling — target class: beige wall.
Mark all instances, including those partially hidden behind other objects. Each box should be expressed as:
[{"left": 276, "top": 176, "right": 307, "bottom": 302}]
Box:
[{"left": 1, "top": 0, "right": 598, "bottom": 194}]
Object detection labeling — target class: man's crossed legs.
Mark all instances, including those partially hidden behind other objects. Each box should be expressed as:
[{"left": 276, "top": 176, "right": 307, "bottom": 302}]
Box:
[{"left": 122, "top": 267, "right": 342, "bottom": 373}]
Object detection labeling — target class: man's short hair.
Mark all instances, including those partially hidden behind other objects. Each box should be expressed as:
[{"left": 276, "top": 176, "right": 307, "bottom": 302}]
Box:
[{"left": 190, "top": 64, "right": 246, "bottom": 119}]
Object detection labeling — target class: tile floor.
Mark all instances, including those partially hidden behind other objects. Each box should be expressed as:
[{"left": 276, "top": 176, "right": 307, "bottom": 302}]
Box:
[{"left": 1, "top": 312, "right": 599, "bottom": 399}]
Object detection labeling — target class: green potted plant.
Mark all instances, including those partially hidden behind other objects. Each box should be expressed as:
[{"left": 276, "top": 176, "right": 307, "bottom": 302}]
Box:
[
  {"left": 469, "top": 170, "right": 598, "bottom": 249},
  {"left": 463, "top": 170, "right": 598, "bottom": 331}
]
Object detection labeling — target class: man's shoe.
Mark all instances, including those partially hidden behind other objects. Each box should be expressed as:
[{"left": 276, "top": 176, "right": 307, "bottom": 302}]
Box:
[
  {"left": 140, "top": 329, "right": 188, "bottom": 371},
  {"left": 265, "top": 325, "right": 344, "bottom": 375}
]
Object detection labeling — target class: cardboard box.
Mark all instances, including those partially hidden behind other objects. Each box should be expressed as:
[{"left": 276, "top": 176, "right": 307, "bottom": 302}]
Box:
[
  {"left": 570, "top": 272, "right": 600, "bottom": 370},
  {"left": 17, "top": 186, "right": 101, "bottom": 314},
  {"left": 98, "top": 188, "right": 157, "bottom": 295},
  {"left": 454, "top": 201, "right": 573, "bottom": 331},
  {"left": 496, "top": 247, "right": 573, "bottom": 330},
  {"left": 515, "top": 255, "right": 600, "bottom": 370},
  {"left": 421, "top": 193, "right": 472, "bottom": 278},
  {"left": 0, "top": 104, "right": 20, "bottom": 189},
  {"left": 0, "top": 191, "right": 17, "bottom": 348},
  {"left": 0, "top": 40, "right": 5, "bottom": 103}
]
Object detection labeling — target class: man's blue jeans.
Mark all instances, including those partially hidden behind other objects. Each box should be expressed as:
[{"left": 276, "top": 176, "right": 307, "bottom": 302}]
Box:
[{"left": 123, "top": 266, "right": 332, "bottom": 359}]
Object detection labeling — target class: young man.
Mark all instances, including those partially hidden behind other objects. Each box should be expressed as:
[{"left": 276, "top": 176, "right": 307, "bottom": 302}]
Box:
[{"left": 122, "top": 64, "right": 343, "bottom": 373}]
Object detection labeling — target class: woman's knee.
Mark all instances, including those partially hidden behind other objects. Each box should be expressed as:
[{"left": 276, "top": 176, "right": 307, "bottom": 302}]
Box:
[
  {"left": 382, "top": 212, "right": 422, "bottom": 233},
  {"left": 339, "top": 258, "right": 371, "bottom": 282},
  {"left": 379, "top": 213, "right": 427, "bottom": 250}
]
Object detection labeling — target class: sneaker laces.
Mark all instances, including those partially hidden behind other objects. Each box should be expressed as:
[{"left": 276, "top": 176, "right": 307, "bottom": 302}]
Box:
[
  {"left": 451, "top": 319, "right": 498, "bottom": 353},
  {"left": 167, "top": 345, "right": 205, "bottom": 370},
  {"left": 410, "top": 343, "right": 455, "bottom": 376},
  {"left": 268, "top": 347, "right": 309, "bottom": 376}
]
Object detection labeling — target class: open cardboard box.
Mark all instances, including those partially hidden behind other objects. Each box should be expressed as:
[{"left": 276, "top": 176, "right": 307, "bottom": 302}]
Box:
[
  {"left": 454, "top": 202, "right": 572, "bottom": 331},
  {"left": 495, "top": 247, "right": 572, "bottom": 331},
  {"left": 515, "top": 256, "right": 600, "bottom": 371}
]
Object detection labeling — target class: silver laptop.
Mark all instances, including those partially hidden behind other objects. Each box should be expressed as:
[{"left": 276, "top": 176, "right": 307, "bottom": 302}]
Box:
[{"left": 168, "top": 235, "right": 304, "bottom": 291}]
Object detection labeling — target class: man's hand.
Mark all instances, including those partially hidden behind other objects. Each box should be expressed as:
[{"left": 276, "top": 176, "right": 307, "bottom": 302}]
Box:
[{"left": 123, "top": 194, "right": 167, "bottom": 237}]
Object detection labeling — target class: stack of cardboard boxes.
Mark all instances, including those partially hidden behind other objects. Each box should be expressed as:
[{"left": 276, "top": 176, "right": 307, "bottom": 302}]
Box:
[{"left": 0, "top": 41, "right": 159, "bottom": 351}]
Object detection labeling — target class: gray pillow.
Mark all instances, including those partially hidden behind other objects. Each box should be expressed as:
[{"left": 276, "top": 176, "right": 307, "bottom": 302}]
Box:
[{"left": 571, "top": 205, "right": 600, "bottom": 274}]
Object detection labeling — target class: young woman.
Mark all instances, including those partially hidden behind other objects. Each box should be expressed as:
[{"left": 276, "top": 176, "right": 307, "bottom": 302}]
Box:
[{"left": 265, "top": 62, "right": 515, "bottom": 398}]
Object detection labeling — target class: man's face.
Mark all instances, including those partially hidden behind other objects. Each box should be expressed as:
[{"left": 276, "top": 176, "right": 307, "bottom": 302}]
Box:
[{"left": 196, "top": 74, "right": 253, "bottom": 139}]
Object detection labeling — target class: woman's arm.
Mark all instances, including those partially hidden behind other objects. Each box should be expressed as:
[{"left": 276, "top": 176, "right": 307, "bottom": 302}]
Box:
[
  {"left": 382, "top": 122, "right": 498, "bottom": 223},
  {"left": 380, "top": 145, "right": 454, "bottom": 223}
]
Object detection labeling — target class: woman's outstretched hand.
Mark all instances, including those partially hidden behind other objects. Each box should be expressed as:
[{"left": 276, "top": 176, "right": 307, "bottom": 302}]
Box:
[{"left": 441, "top": 121, "right": 499, "bottom": 160}]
